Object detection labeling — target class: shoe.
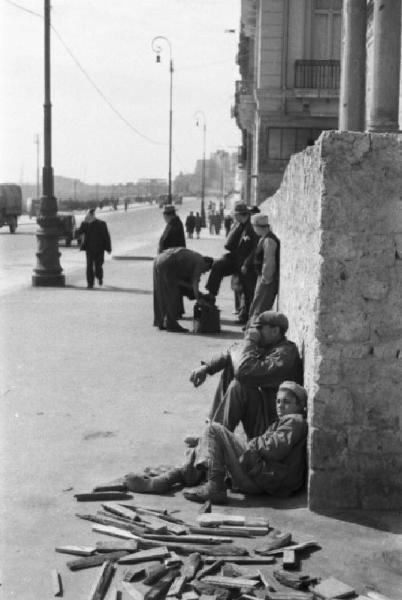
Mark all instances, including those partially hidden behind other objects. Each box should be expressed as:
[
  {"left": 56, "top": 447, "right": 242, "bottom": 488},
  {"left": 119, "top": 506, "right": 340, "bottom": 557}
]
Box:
[
  {"left": 98, "top": 278, "right": 103, "bottom": 286},
  {"left": 125, "top": 468, "right": 184, "bottom": 494},
  {"left": 87, "top": 284, "right": 94, "bottom": 289},
  {"left": 184, "top": 435, "right": 200, "bottom": 448},
  {"left": 183, "top": 482, "right": 227, "bottom": 505}
]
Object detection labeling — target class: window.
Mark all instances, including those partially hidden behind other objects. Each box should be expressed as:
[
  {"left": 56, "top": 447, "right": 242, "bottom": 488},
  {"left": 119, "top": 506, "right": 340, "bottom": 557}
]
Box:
[
  {"left": 313, "top": 0, "right": 342, "bottom": 60},
  {"left": 266, "top": 127, "right": 323, "bottom": 161}
]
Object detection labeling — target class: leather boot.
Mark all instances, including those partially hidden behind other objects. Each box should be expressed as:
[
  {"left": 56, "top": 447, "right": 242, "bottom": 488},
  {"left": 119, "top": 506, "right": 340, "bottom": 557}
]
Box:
[
  {"left": 183, "top": 479, "right": 228, "bottom": 504},
  {"left": 125, "top": 468, "right": 184, "bottom": 494}
]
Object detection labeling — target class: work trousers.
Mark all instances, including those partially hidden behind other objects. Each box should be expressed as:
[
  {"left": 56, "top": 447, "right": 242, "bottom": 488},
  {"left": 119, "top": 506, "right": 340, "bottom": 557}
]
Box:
[
  {"left": 248, "top": 279, "right": 278, "bottom": 321},
  {"left": 186, "top": 423, "right": 262, "bottom": 494},
  {"left": 208, "top": 365, "right": 277, "bottom": 440},
  {"left": 206, "top": 254, "right": 237, "bottom": 296},
  {"left": 85, "top": 251, "right": 104, "bottom": 287}
]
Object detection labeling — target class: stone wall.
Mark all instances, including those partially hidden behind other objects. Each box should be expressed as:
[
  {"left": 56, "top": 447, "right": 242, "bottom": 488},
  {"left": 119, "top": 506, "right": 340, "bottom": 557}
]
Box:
[{"left": 261, "top": 130, "right": 402, "bottom": 510}]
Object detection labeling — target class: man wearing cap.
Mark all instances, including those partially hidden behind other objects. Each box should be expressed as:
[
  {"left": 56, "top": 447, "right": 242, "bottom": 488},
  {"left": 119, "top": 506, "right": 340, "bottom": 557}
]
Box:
[
  {"left": 76, "top": 208, "right": 112, "bottom": 288},
  {"left": 205, "top": 202, "right": 258, "bottom": 320},
  {"left": 248, "top": 213, "right": 280, "bottom": 321},
  {"left": 189, "top": 310, "right": 303, "bottom": 440},
  {"left": 125, "top": 380, "right": 308, "bottom": 503},
  {"left": 158, "top": 204, "right": 186, "bottom": 254}
]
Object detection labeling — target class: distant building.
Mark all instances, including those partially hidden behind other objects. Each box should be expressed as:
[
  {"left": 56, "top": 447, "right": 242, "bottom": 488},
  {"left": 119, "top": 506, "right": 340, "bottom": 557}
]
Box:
[{"left": 234, "top": 0, "right": 342, "bottom": 204}]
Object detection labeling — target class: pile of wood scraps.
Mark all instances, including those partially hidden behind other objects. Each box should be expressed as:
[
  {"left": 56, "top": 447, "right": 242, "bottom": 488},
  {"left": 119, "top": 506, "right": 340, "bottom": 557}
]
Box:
[{"left": 52, "top": 496, "right": 396, "bottom": 600}]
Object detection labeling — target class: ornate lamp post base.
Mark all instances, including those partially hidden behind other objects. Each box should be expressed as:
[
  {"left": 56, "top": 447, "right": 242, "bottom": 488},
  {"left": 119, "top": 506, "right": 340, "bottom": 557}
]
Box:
[{"left": 32, "top": 212, "right": 65, "bottom": 287}]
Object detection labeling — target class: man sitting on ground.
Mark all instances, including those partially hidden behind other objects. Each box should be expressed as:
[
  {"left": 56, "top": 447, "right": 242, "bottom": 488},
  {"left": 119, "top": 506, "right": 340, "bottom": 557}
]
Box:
[
  {"left": 124, "top": 381, "right": 308, "bottom": 504},
  {"left": 190, "top": 311, "right": 303, "bottom": 440}
]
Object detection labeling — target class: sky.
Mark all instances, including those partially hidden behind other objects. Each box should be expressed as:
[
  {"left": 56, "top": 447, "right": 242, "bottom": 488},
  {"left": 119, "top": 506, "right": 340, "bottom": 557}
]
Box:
[{"left": 1, "top": 0, "right": 241, "bottom": 185}]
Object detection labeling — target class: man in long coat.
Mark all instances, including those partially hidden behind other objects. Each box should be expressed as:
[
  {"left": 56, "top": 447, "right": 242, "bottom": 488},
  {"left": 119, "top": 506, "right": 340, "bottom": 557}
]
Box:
[
  {"left": 158, "top": 204, "right": 186, "bottom": 254},
  {"left": 77, "top": 208, "right": 111, "bottom": 288}
]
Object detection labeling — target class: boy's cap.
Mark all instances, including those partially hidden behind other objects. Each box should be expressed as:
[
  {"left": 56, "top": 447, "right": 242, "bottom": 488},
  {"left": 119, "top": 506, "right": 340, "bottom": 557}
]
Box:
[
  {"left": 253, "top": 311, "right": 289, "bottom": 331},
  {"left": 163, "top": 204, "right": 176, "bottom": 215},
  {"left": 252, "top": 214, "right": 269, "bottom": 227},
  {"left": 279, "top": 381, "right": 307, "bottom": 405},
  {"left": 233, "top": 202, "right": 249, "bottom": 215}
]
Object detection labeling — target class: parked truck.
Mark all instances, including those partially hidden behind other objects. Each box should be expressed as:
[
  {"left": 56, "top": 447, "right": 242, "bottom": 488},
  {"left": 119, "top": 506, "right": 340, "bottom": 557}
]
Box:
[{"left": 0, "top": 184, "right": 22, "bottom": 233}]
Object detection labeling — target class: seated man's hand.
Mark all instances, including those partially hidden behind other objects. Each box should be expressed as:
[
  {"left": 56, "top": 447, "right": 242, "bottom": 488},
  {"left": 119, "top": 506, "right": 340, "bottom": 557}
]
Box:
[
  {"left": 239, "top": 448, "right": 261, "bottom": 472},
  {"left": 190, "top": 365, "right": 208, "bottom": 387}
]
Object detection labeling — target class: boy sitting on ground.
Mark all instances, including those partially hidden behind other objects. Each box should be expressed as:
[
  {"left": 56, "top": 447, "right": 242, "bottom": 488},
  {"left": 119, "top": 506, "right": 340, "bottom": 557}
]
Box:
[{"left": 124, "top": 380, "right": 308, "bottom": 504}]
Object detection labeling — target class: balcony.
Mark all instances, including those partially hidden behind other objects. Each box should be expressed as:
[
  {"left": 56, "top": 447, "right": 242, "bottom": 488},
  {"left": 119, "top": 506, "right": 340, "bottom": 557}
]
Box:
[{"left": 294, "top": 60, "right": 340, "bottom": 98}]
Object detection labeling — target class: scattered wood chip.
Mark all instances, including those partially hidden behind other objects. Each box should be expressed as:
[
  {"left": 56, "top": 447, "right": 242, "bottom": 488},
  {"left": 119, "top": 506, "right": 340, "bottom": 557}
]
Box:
[
  {"left": 167, "top": 574, "right": 186, "bottom": 597},
  {"left": 67, "top": 550, "right": 128, "bottom": 571},
  {"left": 199, "top": 500, "right": 212, "bottom": 515},
  {"left": 183, "top": 552, "right": 202, "bottom": 581},
  {"left": 202, "top": 556, "right": 275, "bottom": 565},
  {"left": 51, "top": 569, "right": 62, "bottom": 597},
  {"left": 282, "top": 549, "right": 298, "bottom": 570},
  {"left": 255, "top": 530, "right": 292, "bottom": 554},
  {"left": 96, "top": 540, "right": 139, "bottom": 553},
  {"left": 201, "top": 576, "right": 259, "bottom": 590},
  {"left": 55, "top": 545, "right": 96, "bottom": 557},
  {"left": 122, "top": 582, "right": 145, "bottom": 600},
  {"left": 74, "top": 492, "right": 133, "bottom": 502},
  {"left": 87, "top": 560, "right": 115, "bottom": 600},
  {"left": 312, "top": 577, "right": 356, "bottom": 599},
  {"left": 118, "top": 547, "right": 170, "bottom": 565}
]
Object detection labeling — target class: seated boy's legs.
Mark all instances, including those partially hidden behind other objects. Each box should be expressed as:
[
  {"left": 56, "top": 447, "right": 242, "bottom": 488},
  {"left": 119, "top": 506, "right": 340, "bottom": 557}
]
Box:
[{"left": 210, "top": 378, "right": 270, "bottom": 440}]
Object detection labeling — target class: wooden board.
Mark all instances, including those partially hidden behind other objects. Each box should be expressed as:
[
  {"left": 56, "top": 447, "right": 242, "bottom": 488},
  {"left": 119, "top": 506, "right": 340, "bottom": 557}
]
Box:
[
  {"left": 92, "top": 524, "right": 140, "bottom": 540},
  {"left": 182, "top": 592, "right": 199, "bottom": 600},
  {"left": 122, "top": 582, "right": 145, "bottom": 600},
  {"left": 144, "top": 571, "right": 178, "bottom": 600},
  {"left": 67, "top": 550, "right": 128, "bottom": 571},
  {"left": 282, "top": 549, "right": 297, "bottom": 570},
  {"left": 220, "top": 525, "right": 269, "bottom": 536},
  {"left": 87, "top": 560, "right": 115, "bottom": 600},
  {"left": 197, "top": 514, "right": 245, "bottom": 527},
  {"left": 255, "top": 530, "right": 292, "bottom": 554},
  {"left": 122, "top": 562, "right": 161, "bottom": 582},
  {"left": 142, "top": 534, "right": 230, "bottom": 545},
  {"left": 118, "top": 547, "right": 170, "bottom": 565},
  {"left": 196, "top": 560, "right": 224, "bottom": 580},
  {"left": 265, "top": 541, "right": 319, "bottom": 556},
  {"left": 55, "top": 545, "right": 96, "bottom": 556},
  {"left": 183, "top": 552, "right": 202, "bottom": 581},
  {"left": 167, "top": 574, "right": 186, "bottom": 597},
  {"left": 201, "top": 576, "right": 259, "bottom": 590},
  {"left": 93, "top": 478, "right": 127, "bottom": 493},
  {"left": 96, "top": 540, "right": 139, "bottom": 553},
  {"left": 75, "top": 492, "right": 132, "bottom": 502},
  {"left": 102, "top": 502, "right": 139, "bottom": 521},
  {"left": 312, "top": 577, "right": 356, "bottom": 599},
  {"left": 202, "top": 556, "right": 275, "bottom": 565},
  {"left": 190, "top": 526, "right": 252, "bottom": 539}
]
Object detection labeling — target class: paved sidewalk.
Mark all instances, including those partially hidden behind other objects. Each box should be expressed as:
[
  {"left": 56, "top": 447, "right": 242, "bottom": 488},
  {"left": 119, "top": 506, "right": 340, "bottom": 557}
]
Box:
[{"left": 0, "top": 232, "right": 401, "bottom": 599}]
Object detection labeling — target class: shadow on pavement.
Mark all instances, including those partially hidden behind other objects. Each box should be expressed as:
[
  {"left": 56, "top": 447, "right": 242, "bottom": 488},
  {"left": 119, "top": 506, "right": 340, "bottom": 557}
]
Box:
[
  {"left": 64, "top": 284, "right": 152, "bottom": 294},
  {"left": 313, "top": 508, "right": 402, "bottom": 534}
]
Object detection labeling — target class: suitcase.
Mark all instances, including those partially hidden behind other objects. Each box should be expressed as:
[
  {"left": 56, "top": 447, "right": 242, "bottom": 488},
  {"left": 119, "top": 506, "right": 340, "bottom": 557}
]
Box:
[{"left": 193, "top": 301, "right": 221, "bottom": 334}]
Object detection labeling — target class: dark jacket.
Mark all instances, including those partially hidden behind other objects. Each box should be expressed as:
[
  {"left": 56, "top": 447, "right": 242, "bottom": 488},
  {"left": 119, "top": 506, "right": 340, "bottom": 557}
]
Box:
[
  {"left": 78, "top": 219, "right": 111, "bottom": 254},
  {"left": 185, "top": 215, "right": 196, "bottom": 232},
  {"left": 224, "top": 219, "right": 259, "bottom": 269},
  {"left": 158, "top": 215, "right": 186, "bottom": 254}
]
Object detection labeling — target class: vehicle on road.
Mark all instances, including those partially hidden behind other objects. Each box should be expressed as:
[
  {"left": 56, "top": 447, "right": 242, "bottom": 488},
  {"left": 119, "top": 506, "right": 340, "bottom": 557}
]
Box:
[
  {"left": 56, "top": 212, "right": 77, "bottom": 246},
  {"left": 0, "top": 184, "right": 22, "bottom": 233}
]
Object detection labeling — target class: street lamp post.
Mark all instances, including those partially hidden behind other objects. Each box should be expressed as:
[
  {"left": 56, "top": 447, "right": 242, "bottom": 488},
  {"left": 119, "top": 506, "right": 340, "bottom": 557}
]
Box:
[
  {"left": 194, "top": 111, "right": 207, "bottom": 227},
  {"left": 32, "top": 0, "right": 64, "bottom": 287},
  {"left": 152, "top": 36, "right": 173, "bottom": 204}
]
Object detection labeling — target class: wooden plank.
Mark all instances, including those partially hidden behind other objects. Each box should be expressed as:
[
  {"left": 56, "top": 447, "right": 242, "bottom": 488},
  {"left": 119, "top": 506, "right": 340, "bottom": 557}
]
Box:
[
  {"left": 93, "top": 478, "right": 127, "bottom": 493},
  {"left": 77, "top": 512, "right": 144, "bottom": 536},
  {"left": 201, "top": 576, "right": 259, "bottom": 590},
  {"left": 67, "top": 550, "right": 128, "bottom": 571},
  {"left": 258, "top": 568, "right": 278, "bottom": 590},
  {"left": 259, "top": 593, "right": 313, "bottom": 600},
  {"left": 92, "top": 524, "right": 140, "bottom": 540},
  {"left": 183, "top": 552, "right": 202, "bottom": 581},
  {"left": 367, "top": 593, "right": 397, "bottom": 600},
  {"left": 142, "top": 534, "right": 229, "bottom": 545},
  {"left": 312, "top": 577, "right": 356, "bottom": 599},
  {"left": 182, "top": 592, "right": 199, "bottom": 600},
  {"left": 165, "top": 552, "right": 183, "bottom": 567},
  {"left": 118, "top": 547, "right": 170, "bottom": 565},
  {"left": 143, "top": 564, "right": 172, "bottom": 585},
  {"left": 167, "top": 574, "right": 186, "bottom": 597},
  {"left": 273, "top": 570, "right": 314, "bottom": 590},
  {"left": 220, "top": 525, "right": 268, "bottom": 536},
  {"left": 75, "top": 492, "right": 132, "bottom": 502},
  {"left": 51, "top": 569, "right": 62, "bottom": 597},
  {"left": 122, "top": 582, "right": 145, "bottom": 600},
  {"left": 144, "top": 571, "right": 179, "bottom": 600},
  {"left": 122, "top": 562, "right": 161, "bottom": 582},
  {"left": 265, "top": 541, "right": 319, "bottom": 556},
  {"left": 202, "top": 556, "right": 275, "bottom": 565},
  {"left": 190, "top": 526, "right": 252, "bottom": 539},
  {"left": 197, "top": 514, "right": 245, "bottom": 527},
  {"left": 55, "top": 545, "right": 96, "bottom": 556},
  {"left": 87, "top": 560, "right": 115, "bottom": 600},
  {"left": 282, "top": 549, "right": 297, "bottom": 570},
  {"left": 96, "top": 540, "right": 139, "bottom": 553},
  {"left": 102, "top": 502, "right": 140, "bottom": 522},
  {"left": 115, "top": 591, "right": 123, "bottom": 600},
  {"left": 255, "top": 530, "right": 292, "bottom": 554},
  {"left": 196, "top": 560, "right": 224, "bottom": 580}
]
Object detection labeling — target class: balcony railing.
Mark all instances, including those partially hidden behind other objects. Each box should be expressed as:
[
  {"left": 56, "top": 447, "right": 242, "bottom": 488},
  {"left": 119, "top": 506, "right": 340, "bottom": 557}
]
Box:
[{"left": 294, "top": 60, "right": 340, "bottom": 90}]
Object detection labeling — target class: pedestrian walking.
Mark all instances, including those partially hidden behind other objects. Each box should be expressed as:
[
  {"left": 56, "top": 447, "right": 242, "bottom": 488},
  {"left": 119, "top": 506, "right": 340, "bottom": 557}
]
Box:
[
  {"left": 185, "top": 211, "right": 196, "bottom": 239},
  {"left": 223, "top": 213, "right": 233, "bottom": 236},
  {"left": 76, "top": 208, "right": 111, "bottom": 289},
  {"left": 195, "top": 212, "right": 202, "bottom": 239}
]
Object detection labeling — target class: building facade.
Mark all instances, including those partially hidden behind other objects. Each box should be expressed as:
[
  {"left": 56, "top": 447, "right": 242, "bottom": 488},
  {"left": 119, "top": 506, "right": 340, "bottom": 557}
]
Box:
[{"left": 234, "top": 0, "right": 342, "bottom": 204}]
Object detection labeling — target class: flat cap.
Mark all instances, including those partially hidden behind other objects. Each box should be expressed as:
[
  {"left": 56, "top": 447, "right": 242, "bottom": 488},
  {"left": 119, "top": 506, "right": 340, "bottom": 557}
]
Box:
[
  {"left": 252, "top": 213, "right": 269, "bottom": 227},
  {"left": 253, "top": 310, "right": 289, "bottom": 331},
  {"left": 163, "top": 204, "right": 176, "bottom": 215},
  {"left": 233, "top": 202, "right": 249, "bottom": 215},
  {"left": 279, "top": 381, "right": 307, "bottom": 406}
]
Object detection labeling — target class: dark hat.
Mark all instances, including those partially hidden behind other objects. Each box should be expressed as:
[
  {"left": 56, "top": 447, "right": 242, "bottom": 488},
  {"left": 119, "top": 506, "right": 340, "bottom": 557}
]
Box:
[
  {"left": 233, "top": 202, "right": 249, "bottom": 215},
  {"left": 253, "top": 310, "right": 289, "bottom": 332},
  {"left": 249, "top": 205, "right": 261, "bottom": 214},
  {"left": 163, "top": 204, "right": 176, "bottom": 215},
  {"left": 279, "top": 381, "right": 307, "bottom": 406}
]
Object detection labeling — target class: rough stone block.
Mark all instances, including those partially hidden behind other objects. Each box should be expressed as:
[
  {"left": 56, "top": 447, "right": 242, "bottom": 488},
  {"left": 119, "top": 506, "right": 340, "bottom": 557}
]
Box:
[
  {"left": 311, "top": 389, "right": 354, "bottom": 429},
  {"left": 308, "top": 469, "right": 359, "bottom": 509},
  {"left": 320, "top": 312, "right": 370, "bottom": 343},
  {"left": 310, "top": 427, "right": 348, "bottom": 469},
  {"left": 341, "top": 358, "right": 372, "bottom": 384}
]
